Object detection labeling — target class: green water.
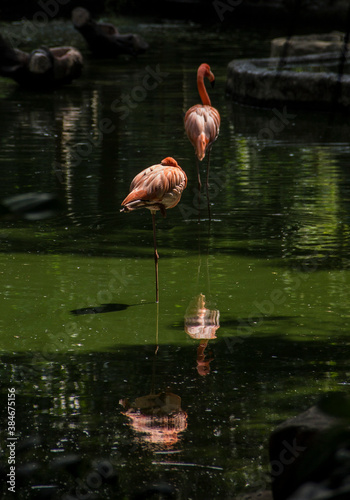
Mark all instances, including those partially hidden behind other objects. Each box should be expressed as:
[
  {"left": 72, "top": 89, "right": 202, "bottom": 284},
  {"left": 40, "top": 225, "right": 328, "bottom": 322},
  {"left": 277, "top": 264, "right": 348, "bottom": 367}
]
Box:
[{"left": 0, "top": 17, "right": 350, "bottom": 499}]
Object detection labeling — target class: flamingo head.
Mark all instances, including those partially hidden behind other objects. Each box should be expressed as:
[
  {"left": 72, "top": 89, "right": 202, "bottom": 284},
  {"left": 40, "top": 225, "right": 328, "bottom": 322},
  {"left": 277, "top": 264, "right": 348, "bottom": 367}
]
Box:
[
  {"left": 161, "top": 157, "right": 180, "bottom": 168},
  {"left": 198, "top": 63, "right": 215, "bottom": 87}
]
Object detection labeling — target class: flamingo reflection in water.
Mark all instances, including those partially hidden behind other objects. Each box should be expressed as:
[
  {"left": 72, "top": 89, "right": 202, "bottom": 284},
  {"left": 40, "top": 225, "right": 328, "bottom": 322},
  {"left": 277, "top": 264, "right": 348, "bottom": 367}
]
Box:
[
  {"left": 120, "top": 389, "right": 187, "bottom": 448},
  {"left": 184, "top": 293, "right": 220, "bottom": 376},
  {"left": 120, "top": 303, "right": 187, "bottom": 449}
]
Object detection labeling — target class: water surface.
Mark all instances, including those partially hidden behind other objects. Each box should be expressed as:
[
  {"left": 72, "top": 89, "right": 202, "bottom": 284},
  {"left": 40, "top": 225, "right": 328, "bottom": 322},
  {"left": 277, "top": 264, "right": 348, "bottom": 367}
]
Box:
[{"left": 0, "top": 16, "right": 350, "bottom": 499}]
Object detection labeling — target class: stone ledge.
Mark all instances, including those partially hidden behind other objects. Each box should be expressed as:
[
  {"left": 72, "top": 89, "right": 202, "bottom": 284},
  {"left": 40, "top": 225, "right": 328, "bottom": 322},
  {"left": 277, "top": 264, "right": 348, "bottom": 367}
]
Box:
[{"left": 226, "top": 52, "right": 350, "bottom": 110}]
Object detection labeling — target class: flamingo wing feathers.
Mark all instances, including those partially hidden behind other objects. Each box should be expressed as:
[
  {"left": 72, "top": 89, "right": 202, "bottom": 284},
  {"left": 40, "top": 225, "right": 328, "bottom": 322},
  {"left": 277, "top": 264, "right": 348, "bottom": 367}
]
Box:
[{"left": 121, "top": 188, "right": 148, "bottom": 206}]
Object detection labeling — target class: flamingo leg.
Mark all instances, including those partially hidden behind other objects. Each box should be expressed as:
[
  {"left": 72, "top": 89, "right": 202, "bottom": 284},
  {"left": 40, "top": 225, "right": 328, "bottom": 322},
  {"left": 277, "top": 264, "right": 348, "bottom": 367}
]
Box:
[
  {"left": 196, "top": 157, "right": 202, "bottom": 192},
  {"left": 155, "top": 301, "right": 159, "bottom": 354},
  {"left": 206, "top": 148, "right": 211, "bottom": 189},
  {"left": 152, "top": 211, "right": 159, "bottom": 303},
  {"left": 206, "top": 149, "right": 211, "bottom": 221},
  {"left": 195, "top": 157, "right": 202, "bottom": 223}
]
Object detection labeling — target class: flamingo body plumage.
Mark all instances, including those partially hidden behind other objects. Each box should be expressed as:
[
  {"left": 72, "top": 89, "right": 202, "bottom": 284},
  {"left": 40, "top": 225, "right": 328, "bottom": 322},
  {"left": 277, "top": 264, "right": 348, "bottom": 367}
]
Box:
[{"left": 184, "top": 104, "right": 220, "bottom": 161}]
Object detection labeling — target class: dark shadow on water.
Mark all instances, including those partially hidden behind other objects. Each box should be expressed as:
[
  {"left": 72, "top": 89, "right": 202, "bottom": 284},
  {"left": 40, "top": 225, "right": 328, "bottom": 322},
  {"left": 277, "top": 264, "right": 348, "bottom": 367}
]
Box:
[
  {"left": 219, "top": 315, "right": 296, "bottom": 329},
  {"left": 70, "top": 302, "right": 150, "bottom": 315}
]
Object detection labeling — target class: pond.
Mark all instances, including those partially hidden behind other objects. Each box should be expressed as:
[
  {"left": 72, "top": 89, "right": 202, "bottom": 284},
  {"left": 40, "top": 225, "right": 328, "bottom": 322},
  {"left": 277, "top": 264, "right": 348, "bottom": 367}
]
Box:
[{"left": 1, "top": 15, "right": 350, "bottom": 500}]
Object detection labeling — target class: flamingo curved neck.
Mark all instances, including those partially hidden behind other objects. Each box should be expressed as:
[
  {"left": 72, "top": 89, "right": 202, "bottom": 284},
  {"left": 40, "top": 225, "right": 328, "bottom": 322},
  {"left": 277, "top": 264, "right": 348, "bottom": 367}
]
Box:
[{"left": 197, "top": 71, "right": 211, "bottom": 106}]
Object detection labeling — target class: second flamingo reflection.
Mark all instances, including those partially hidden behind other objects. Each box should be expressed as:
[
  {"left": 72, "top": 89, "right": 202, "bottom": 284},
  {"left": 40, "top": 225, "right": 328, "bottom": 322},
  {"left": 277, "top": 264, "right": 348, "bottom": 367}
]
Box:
[{"left": 121, "top": 157, "right": 188, "bottom": 303}]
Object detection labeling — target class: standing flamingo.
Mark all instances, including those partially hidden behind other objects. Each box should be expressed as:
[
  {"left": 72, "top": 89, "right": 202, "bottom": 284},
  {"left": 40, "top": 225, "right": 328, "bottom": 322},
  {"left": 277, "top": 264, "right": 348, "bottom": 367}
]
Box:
[
  {"left": 184, "top": 63, "right": 220, "bottom": 193},
  {"left": 120, "top": 157, "right": 187, "bottom": 303}
]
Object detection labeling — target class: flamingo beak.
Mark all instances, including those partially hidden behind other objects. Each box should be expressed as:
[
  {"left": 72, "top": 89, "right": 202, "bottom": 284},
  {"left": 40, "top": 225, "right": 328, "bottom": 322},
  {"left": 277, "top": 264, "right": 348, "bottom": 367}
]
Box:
[{"left": 209, "top": 71, "right": 215, "bottom": 88}]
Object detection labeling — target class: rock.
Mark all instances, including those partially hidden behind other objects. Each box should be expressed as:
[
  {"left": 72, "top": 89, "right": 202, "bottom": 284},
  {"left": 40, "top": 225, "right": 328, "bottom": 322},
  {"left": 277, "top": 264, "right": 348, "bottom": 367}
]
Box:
[
  {"left": 72, "top": 7, "right": 148, "bottom": 57},
  {"left": 236, "top": 491, "right": 274, "bottom": 500},
  {"left": 0, "top": 192, "right": 62, "bottom": 220},
  {"left": 270, "top": 32, "right": 347, "bottom": 58},
  {"left": 269, "top": 397, "right": 350, "bottom": 500},
  {"left": 0, "top": 34, "right": 83, "bottom": 88},
  {"left": 287, "top": 481, "right": 350, "bottom": 500}
]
